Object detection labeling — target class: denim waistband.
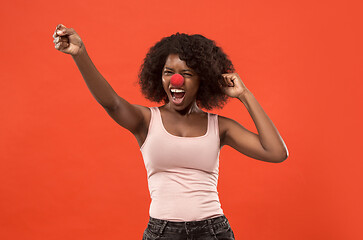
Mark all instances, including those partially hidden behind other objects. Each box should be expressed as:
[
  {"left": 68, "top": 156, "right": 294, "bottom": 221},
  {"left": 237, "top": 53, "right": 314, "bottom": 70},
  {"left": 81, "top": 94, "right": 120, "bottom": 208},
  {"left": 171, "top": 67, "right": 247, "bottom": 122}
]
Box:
[
  {"left": 149, "top": 214, "right": 227, "bottom": 227},
  {"left": 145, "top": 215, "right": 234, "bottom": 238}
]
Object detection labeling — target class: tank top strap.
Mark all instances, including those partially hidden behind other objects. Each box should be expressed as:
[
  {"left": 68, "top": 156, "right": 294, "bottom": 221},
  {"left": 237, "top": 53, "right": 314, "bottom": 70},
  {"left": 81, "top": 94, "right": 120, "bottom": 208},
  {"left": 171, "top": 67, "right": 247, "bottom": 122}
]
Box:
[
  {"left": 151, "top": 107, "right": 163, "bottom": 128},
  {"left": 149, "top": 107, "right": 162, "bottom": 131},
  {"left": 208, "top": 113, "right": 219, "bottom": 138},
  {"left": 152, "top": 107, "right": 161, "bottom": 117},
  {"left": 149, "top": 106, "right": 156, "bottom": 119}
]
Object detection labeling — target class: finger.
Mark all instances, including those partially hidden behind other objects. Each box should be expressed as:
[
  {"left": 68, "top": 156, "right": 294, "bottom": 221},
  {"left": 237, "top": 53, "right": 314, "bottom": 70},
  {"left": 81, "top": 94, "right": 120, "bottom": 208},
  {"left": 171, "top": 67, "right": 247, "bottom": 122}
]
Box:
[
  {"left": 53, "top": 28, "right": 63, "bottom": 38},
  {"left": 56, "top": 24, "right": 68, "bottom": 36},
  {"left": 223, "top": 75, "right": 234, "bottom": 87},
  {"left": 227, "top": 79, "right": 234, "bottom": 87},
  {"left": 55, "top": 41, "right": 70, "bottom": 51},
  {"left": 53, "top": 36, "right": 69, "bottom": 44},
  {"left": 59, "top": 41, "right": 70, "bottom": 49},
  {"left": 53, "top": 25, "right": 60, "bottom": 37},
  {"left": 219, "top": 80, "right": 227, "bottom": 88},
  {"left": 59, "top": 36, "right": 69, "bottom": 43},
  {"left": 222, "top": 75, "right": 229, "bottom": 86},
  {"left": 56, "top": 24, "right": 67, "bottom": 32},
  {"left": 56, "top": 24, "right": 76, "bottom": 37},
  {"left": 218, "top": 75, "right": 228, "bottom": 87},
  {"left": 222, "top": 73, "right": 238, "bottom": 78},
  {"left": 55, "top": 42, "right": 61, "bottom": 50}
]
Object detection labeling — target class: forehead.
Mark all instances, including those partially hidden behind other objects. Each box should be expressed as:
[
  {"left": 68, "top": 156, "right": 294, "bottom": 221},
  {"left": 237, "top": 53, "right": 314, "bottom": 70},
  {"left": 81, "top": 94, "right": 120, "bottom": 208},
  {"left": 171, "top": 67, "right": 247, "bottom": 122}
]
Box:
[{"left": 164, "top": 54, "right": 190, "bottom": 70}]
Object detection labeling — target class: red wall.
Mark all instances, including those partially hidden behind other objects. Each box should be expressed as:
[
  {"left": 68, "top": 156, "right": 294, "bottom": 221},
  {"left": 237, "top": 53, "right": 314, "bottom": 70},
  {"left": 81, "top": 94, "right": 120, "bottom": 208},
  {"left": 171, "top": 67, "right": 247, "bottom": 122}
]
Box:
[{"left": 0, "top": 0, "right": 362, "bottom": 239}]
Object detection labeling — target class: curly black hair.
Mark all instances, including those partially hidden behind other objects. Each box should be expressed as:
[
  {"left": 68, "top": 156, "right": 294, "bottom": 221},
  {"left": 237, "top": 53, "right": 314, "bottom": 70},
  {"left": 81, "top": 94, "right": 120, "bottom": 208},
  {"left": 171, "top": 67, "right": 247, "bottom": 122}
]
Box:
[{"left": 138, "top": 33, "right": 234, "bottom": 110}]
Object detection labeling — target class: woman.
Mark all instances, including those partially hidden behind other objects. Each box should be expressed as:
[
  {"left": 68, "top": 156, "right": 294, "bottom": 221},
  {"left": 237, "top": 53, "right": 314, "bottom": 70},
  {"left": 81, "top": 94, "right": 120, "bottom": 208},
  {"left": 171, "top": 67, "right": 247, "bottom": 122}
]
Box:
[{"left": 53, "top": 24, "right": 288, "bottom": 240}]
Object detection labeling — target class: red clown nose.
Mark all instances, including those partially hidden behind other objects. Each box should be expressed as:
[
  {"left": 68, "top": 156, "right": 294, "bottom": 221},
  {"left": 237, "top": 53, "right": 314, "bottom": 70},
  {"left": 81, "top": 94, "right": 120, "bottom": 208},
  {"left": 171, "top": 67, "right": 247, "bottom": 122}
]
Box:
[{"left": 170, "top": 74, "right": 184, "bottom": 87}]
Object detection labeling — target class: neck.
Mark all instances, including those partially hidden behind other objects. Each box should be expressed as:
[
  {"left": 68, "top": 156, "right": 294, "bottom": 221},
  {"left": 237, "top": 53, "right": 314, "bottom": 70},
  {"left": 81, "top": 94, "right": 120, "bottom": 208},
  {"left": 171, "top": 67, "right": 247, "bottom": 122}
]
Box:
[{"left": 165, "top": 101, "right": 201, "bottom": 116}]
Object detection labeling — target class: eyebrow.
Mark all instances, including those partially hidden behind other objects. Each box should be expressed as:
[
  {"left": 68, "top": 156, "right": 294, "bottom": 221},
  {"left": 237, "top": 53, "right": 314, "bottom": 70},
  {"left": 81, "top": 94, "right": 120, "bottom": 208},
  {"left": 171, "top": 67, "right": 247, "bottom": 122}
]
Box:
[{"left": 164, "top": 67, "right": 193, "bottom": 73}]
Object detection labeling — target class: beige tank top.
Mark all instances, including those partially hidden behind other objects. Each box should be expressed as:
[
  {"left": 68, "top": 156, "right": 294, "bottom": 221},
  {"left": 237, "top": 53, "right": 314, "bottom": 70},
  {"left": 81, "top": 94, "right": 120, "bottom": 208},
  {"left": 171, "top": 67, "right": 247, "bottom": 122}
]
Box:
[{"left": 140, "top": 107, "right": 223, "bottom": 221}]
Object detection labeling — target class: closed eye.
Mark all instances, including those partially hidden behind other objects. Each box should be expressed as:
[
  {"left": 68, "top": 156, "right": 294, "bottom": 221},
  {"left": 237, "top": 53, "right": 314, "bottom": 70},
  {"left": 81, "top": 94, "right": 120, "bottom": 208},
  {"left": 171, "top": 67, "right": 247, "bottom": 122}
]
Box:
[
  {"left": 182, "top": 73, "right": 193, "bottom": 77},
  {"left": 163, "top": 70, "right": 174, "bottom": 75}
]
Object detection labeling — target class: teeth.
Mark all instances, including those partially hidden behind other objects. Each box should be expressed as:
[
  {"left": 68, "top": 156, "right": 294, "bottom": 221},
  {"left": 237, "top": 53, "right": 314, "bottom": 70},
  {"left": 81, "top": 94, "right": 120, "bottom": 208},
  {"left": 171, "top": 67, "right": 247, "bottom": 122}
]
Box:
[{"left": 170, "top": 89, "right": 185, "bottom": 93}]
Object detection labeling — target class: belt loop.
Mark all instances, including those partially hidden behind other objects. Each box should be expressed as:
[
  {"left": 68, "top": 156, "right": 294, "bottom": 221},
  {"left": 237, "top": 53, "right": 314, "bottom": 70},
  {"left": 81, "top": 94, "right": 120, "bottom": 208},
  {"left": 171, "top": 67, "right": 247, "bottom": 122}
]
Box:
[
  {"left": 207, "top": 219, "right": 216, "bottom": 237},
  {"left": 158, "top": 220, "right": 168, "bottom": 235}
]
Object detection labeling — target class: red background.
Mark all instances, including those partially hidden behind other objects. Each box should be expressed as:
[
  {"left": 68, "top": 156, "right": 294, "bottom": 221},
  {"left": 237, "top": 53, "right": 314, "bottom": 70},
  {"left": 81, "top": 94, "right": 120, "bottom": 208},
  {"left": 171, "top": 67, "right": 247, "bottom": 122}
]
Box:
[{"left": 1, "top": 0, "right": 362, "bottom": 239}]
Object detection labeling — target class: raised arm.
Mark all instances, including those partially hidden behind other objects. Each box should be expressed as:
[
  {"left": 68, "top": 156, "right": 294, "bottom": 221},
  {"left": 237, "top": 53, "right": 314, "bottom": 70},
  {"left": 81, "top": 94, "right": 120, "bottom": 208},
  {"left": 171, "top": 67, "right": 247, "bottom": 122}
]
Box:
[
  {"left": 53, "top": 24, "right": 150, "bottom": 142},
  {"left": 219, "top": 73, "right": 288, "bottom": 163}
]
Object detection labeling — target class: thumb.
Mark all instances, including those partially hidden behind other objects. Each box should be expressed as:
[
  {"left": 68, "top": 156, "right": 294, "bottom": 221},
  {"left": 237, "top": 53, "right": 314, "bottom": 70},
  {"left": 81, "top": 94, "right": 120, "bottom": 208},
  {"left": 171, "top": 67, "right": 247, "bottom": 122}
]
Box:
[{"left": 56, "top": 24, "right": 74, "bottom": 36}]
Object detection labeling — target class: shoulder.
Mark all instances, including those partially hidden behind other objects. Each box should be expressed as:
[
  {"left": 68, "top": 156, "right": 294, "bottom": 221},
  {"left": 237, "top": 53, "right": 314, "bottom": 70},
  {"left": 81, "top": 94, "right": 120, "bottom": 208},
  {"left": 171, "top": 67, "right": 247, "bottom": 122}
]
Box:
[
  {"left": 134, "top": 104, "right": 151, "bottom": 115},
  {"left": 218, "top": 115, "right": 247, "bottom": 146},
  {"left": 217, "top": 115, "right": 231, "bottom": 144},
  {"left": 133, "top": 104, "right": 152, "bottom": 127},
  {"left": 217, "top": 115, "right": 238, "bottom": 127},
  {"left": 218, "top": 115, "right": 238, "bottom": 130}
]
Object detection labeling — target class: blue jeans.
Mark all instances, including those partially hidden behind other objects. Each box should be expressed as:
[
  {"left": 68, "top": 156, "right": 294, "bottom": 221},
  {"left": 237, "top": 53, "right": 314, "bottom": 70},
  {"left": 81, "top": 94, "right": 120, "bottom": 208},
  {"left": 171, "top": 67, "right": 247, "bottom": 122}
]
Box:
[{"left": 142, "top": 215, "right": 235, "bottom": 240}]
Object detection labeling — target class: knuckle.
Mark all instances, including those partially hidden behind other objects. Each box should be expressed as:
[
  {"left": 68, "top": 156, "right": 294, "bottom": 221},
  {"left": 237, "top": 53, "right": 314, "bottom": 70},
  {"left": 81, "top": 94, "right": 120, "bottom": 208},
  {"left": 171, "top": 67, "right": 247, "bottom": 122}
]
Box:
[{"left": 61, "top": 42, "right": 69, "bottom": 48}]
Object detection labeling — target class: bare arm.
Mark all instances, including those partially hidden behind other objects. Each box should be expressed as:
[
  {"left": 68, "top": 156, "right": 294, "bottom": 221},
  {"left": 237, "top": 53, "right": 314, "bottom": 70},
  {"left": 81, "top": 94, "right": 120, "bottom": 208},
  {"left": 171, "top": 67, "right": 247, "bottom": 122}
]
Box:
[
  {"left": 220, "top": 73, "right": 288, "bottom": 163},
  {"left": 53, "top": 24, "right": 149, "bottom": 136}
]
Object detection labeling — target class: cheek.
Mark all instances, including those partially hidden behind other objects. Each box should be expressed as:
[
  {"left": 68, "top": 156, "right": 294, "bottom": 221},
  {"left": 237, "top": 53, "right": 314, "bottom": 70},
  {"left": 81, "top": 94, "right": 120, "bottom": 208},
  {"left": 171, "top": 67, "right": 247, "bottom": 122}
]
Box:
[
  {"left": 161, "top": 77, "right": 167, "bottom": 86},
  {"left": 188, "top": 80, "right": 200, "bottom": 92},
  {"left": 162, "top": 77, "right": 170, "bottom": 93},
  {"left": 162, "top": 76, "right": 171, "bottom": 84}
]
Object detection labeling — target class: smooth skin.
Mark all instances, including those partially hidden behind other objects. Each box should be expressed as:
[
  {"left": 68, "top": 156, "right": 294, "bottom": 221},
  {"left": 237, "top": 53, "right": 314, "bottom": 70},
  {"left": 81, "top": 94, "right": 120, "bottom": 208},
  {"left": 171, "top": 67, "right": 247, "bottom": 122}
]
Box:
[{"left": 53, "top": 24, "right": 288, "bottom": 163}]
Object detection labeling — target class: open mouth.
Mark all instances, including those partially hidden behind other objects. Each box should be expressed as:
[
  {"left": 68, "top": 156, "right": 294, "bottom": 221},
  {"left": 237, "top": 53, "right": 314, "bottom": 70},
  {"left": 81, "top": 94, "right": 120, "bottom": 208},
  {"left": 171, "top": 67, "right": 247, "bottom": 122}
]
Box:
[{"left": 170, "top": 88, "right": 186, "bottom": 105}]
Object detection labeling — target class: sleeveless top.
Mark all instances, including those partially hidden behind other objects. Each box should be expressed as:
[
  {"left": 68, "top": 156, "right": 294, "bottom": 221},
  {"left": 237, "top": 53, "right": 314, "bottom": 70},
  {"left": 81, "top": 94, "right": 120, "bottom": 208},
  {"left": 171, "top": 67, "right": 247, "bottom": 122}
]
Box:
[{"left": 140, "top": 107, "right": 224, "bottom": 221}]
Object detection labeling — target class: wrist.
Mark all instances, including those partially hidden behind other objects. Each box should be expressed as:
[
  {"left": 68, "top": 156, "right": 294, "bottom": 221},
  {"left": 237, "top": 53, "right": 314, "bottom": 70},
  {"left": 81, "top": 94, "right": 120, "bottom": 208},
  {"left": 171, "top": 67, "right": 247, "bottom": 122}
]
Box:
[
  {"left": 237, "top": 89, "right": 252, "bottom": 102},
  {"left": 72, "top": 45, "right": 87, "bottom": 59}
]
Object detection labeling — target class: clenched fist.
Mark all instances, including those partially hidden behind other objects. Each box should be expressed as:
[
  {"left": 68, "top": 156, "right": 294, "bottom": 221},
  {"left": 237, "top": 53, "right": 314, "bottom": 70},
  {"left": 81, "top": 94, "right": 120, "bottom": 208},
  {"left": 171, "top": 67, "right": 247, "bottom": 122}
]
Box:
[
  {"left": 53, "top": 24, "right": 84, "bottom": 56},
  {"left": 221, "top": 73, "right": 249, "bottom": 99}
]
